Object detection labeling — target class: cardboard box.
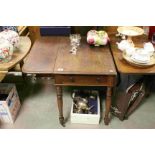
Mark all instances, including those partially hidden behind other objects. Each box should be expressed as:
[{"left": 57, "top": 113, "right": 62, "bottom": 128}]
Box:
[
  {"left": 70, "top": 91, "right": 100, "bottom": 124},
  {"left": 0, "top": 83, "right": 21, "bottom": 124}
]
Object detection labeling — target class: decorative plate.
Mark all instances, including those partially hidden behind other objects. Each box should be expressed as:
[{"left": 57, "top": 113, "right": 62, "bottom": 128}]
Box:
[
  {"left": 122, "top": 52, "right": 155, "bottom": 68},
  {"left": 117, "top": 26, "right": 144, "bottom": 37}
]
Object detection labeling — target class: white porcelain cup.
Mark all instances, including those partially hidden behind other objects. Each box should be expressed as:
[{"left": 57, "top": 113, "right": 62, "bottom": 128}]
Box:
[{"left": 143, "top": 42, "right": 155, "bottom": 56}]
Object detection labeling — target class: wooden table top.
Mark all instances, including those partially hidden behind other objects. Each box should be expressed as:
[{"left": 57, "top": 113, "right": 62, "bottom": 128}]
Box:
[
  {"left": 54, "top": 37, "right": 116, "bottom": 75},
  {"left": 0, "top": 36, "right": 31, "bottom": 71},
  {"left": 22, "top": 37, "right": 61, "bottom": 74},
  {"left": 23, "top": 36, "right": 117, "bottom": 76},
  {"left": 110, "top": 33, "right": 155, "bottom": 74}
]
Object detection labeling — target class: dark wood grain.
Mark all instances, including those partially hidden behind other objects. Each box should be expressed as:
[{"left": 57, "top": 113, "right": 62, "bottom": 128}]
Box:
[
  {"left": 54, "top": 75, "right": 116, "bottom": 86},
  {"left": 22, "top": 37, "right": 62, "bottom": 74},
  {"left": 104, "top": 87, "right": 113, "bottom": 125},
  {"left": 54, "top": 37, "right": 117, "bottom": 75},
  {"left": 56, "top": 86, "right": 65, "bottom": 127}
]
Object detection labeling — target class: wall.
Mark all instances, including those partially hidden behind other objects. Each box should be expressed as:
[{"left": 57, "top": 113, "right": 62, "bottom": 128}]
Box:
[
  {"left": 27, "top": 26, "right": 118, "bottom": 43},
  {"left": 71, "top": 26, "right": 118, "bottom": 35}
]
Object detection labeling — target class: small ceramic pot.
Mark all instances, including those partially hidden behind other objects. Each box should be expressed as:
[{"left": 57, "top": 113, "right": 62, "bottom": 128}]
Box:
[
  {"left": 87, "top": 30, "right": 109, "bottom": 46},
  {"left": 0, "top": 39, "right": 13, "bottom": 63}
]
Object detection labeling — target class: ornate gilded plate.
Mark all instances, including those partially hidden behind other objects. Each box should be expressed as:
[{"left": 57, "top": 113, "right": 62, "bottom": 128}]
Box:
[{"left": 117, "top": 26, "right": 144, "bottom": 37}]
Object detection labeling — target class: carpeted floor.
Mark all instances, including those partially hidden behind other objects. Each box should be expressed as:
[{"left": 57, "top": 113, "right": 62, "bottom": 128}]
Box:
[{"left": 0, "top": 73, "right": 155, "bottom": 129}]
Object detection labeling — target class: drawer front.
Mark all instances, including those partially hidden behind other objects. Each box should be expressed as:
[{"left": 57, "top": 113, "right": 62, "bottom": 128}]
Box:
[{"left": 55, "top": 75, "right": 116, "bottom": 86}]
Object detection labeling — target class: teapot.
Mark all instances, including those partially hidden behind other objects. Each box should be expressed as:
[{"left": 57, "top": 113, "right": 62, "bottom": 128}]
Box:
[{"left": 116, "top": 40, "right": 135, "bottom": 52}]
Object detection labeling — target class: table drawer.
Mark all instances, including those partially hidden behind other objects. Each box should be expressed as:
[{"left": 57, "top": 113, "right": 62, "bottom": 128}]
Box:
[{"left": 55, "top": 75, "right": 115, "bottom": 86}]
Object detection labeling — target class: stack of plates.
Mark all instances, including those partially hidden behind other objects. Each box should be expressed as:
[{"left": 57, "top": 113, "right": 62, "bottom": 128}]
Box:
[
  {"left": 122, "top": 52, "right": 155, "bottom": 67},
  {"left": 130, "top": 53, "right": 150, "bottom": 64}
]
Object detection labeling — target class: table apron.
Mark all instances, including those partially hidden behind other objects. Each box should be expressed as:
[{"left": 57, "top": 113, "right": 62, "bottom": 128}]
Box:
[{"left": 54, "top": 75, "right": 116, "bottom": 86}]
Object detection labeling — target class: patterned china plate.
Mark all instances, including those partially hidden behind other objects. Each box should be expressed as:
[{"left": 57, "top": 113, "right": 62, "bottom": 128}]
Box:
[{"left": 117, "top": 26, "right": 144, "bottom": 37}]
